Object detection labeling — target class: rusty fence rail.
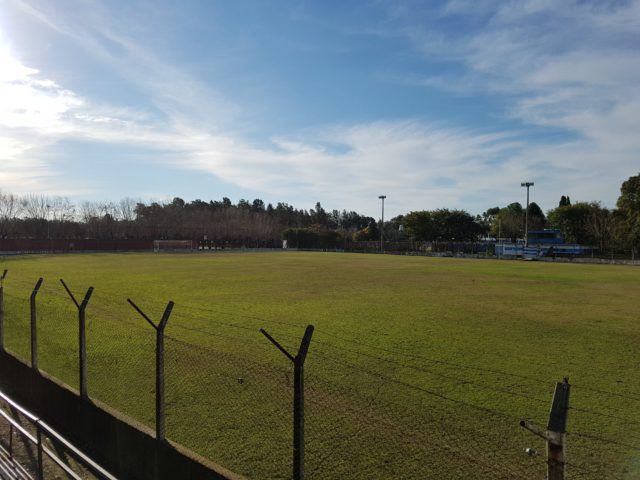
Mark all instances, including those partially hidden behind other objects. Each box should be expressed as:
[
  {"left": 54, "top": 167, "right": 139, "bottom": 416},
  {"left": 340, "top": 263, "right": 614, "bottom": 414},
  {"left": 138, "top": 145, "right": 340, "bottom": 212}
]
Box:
[{"left": 0, "top": 388, "right": 117, "bottom": 480}]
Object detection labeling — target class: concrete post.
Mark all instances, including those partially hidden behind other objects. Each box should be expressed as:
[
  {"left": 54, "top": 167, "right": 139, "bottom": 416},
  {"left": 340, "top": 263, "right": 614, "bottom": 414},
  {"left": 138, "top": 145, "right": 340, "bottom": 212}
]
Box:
[
  {"left": 30, "top": 278, "right": 43, "bottom": 369},
  {"left": 0, "top": 269, "right": 7, "bottom": 351},
  {"left": 127, "top": 298, "right": 174, "bottom": 442},
  {"left": 60, "top": 279, "right": 94, "bottom": 399},
  {"left": 547, "top": 378, "right": 570, "bottom": 480},
  {"left": 260, "top": 325, "right": 314, "bottom": 480},
  {"left": 520, "top": 377, "right": 570, "bottom": 480},
  {"left": 293, "top": 326, "right": 314, "bottom": 480},
  {"left": 156, "top": 302, "right": 173, "bottom": 442}
]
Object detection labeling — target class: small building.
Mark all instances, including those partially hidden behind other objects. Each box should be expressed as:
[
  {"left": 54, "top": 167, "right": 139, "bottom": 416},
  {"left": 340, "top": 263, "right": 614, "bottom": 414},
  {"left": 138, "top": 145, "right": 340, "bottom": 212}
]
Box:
[{"left": 496, "top": 229, "right": 583, "bottom": 258}]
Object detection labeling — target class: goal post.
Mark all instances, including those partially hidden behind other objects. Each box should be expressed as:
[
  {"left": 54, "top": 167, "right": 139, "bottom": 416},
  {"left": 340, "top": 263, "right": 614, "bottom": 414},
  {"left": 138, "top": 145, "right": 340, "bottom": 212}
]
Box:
[{"left": 153, "top": 240, "right": 194, "bottom": 253}]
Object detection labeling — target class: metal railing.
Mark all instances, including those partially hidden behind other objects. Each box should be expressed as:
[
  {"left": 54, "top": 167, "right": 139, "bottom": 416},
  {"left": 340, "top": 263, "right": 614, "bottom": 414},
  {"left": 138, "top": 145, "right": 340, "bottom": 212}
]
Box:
[{"left": 0, "top": 388, "right": 117, "bottom": 480}]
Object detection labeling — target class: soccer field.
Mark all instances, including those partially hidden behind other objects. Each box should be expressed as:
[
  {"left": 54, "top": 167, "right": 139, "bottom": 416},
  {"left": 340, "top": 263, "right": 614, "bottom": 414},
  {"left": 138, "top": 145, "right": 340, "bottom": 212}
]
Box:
[{"left": 1, "top": 252, "right": 639, "bottom": 479}]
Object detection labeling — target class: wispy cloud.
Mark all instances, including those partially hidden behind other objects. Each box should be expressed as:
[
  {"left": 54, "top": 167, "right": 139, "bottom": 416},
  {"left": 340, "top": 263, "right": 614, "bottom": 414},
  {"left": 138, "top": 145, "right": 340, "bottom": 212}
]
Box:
[
  {"left": 0, "top": 36, "right": 524, "bottom": 212},
  {"left": 370, "top": 0, "right": 640, "bottom": 207},
  {"left": 2, "top": 0, "right": 639, "bottom": 215}
]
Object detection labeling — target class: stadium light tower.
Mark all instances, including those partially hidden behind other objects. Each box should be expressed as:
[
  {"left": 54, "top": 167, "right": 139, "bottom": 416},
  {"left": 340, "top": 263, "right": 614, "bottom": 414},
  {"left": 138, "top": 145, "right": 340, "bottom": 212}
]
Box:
[
  {"left": 521, "top": 182, "right": 534, "bottom": 247},
  {"left": 378, "top": 195, "right": 386, "bottom": 252}
]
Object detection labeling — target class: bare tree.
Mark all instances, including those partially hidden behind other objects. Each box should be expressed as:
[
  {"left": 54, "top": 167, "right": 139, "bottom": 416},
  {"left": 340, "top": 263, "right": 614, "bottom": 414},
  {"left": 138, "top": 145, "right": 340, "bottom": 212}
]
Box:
[
  {"left": 21, "top": 194, "right": 51, "bottom": 220},
  {"left": 0, "top": 191, "right": 21, "bottom": 238},
  {"left": 118, "top": 197, "right": 138, "bottom": 222}
]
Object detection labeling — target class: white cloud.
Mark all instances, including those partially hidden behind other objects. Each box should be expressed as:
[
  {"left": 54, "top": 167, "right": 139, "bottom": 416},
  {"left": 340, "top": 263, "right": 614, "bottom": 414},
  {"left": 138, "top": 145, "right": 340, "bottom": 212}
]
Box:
[
  {"left": 2, "top": 0, "right": 639, "bottom": 216},
  {"left": 378, "top": 0, "right": 640, "bottom": 210}
]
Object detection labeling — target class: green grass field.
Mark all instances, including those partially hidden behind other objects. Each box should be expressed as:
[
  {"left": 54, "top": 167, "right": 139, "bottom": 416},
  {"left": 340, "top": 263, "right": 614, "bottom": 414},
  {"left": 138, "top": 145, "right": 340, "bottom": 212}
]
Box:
[{"left": 1, "top": 252, "right": 639, "bottom": 479}]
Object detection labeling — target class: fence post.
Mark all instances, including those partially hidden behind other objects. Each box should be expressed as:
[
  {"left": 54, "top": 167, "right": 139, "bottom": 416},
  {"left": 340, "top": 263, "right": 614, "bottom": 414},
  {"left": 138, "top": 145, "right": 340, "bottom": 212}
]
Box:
[
  {"left": 547, "top": 378, "right": 570, "bottom": 479},
  {"left": 127, "top": 298, "right": 174, "bottom": 442},
  {"left": 0, "top": 269, "right": 7, "bottom": 351},
  {"left": 36, "top": 422, "right": 44, "bottom": 480},
  {"left": 521, "top": 377, "right": 570, "bottom": 480},
  {"left": 260, "top": 325, "right": 314, "bottom": 480},
  {"left": 30, "top": 278, "right": 44, "bottom": 369},
  {"left": 60, "top": 279, "right": 94, "bottom": 399}
]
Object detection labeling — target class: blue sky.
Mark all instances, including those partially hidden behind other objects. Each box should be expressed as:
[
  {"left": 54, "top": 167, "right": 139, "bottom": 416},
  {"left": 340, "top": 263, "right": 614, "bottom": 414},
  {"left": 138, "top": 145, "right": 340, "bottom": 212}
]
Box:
[{"left": 1, "top": 0, "right": 639, "bottom": 218}]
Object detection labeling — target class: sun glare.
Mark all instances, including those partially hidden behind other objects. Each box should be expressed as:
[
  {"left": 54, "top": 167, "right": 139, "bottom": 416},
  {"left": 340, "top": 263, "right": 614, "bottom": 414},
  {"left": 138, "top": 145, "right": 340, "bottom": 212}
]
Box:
[{"left": 0, "top": 34, "right": 81, "bottom": 132}]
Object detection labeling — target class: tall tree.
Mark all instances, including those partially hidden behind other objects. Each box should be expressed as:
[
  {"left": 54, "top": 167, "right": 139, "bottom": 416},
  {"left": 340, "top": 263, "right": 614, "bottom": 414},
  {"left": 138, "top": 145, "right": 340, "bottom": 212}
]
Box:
[
  {"left": 0, "top": 191, "right": 21, "bottom": 239},
  {"left": 547, "top": 202, "right": 601, "bottom": 245},
  {"left": 527, "top": 202, "right": 546, "bottom": 230},
  {"left": 616, "top": 173, "right": 640, "bottom": 253},
  {"left": 403, "top": 209, "right": 482, "bottom": 242},
  {"left": 403, "top": 211, "right": 434, "bottom": 241},
  {"left": 490, "top": 203, "right": 524, "bottom": 241}
]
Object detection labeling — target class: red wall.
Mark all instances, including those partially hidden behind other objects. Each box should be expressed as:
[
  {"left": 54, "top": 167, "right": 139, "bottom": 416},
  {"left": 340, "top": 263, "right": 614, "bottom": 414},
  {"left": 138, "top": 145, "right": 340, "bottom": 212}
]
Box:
[{"left": 0, "top": 239, "right": 154, "bottom": 253}]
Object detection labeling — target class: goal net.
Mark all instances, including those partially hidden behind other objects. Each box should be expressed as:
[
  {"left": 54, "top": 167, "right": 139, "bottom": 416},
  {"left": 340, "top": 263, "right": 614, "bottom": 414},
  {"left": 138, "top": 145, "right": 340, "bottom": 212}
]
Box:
[{"left": 153, "top": 240, "right": 194, "bottom": 252}]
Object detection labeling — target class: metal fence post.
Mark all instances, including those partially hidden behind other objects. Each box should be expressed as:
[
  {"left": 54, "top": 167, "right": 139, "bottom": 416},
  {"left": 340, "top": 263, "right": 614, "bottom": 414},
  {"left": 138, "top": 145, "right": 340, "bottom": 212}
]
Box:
[
  {"left": 521, "top": 377, "right": 570, "bottom": 480},
  {"left": 30, "top": 278, "right": 44, "bottom": 369},
  {"left": 261, "top": 325, "right": 314, "bottom": 480},
  {"left": 127, "top": 298, "right": 174, "bottom": 442},
  {"left": 36, "top": 422, "right": 44, "bottom": 480},
  {"left": 0, "top": 269, "right": 7, "bottom": 351},
  {"left": 60, "top": 279, "right": 94, "bottom": 399}
]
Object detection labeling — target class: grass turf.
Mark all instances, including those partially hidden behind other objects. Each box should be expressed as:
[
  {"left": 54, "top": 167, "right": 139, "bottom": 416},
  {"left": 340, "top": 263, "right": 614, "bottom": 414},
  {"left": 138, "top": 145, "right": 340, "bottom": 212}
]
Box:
[{"left": 1, "top": 252, "right": 639, "bottom": 479}]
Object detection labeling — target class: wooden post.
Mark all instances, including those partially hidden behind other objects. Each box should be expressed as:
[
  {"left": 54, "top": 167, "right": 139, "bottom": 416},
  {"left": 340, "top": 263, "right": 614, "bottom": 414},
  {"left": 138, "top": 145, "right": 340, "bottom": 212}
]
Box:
[
  {"left": 261, "top": 325, "right": 314, "bottom": 480},
  {"left": 127, "top": 298, "right": 174, "bottom": 442},
  {"left": 520, "top": 377, "right": 570, "bottom": 480},
  {"left": 0, "top": 269, "right": 7, "bottom": 351},
  {"left": 547, "top": 378, "right": 570, "bottom": 480},
  {"left": 30, "top": 278, "right": 44, "bottom": 369},
  {"left": 60, "top": 279, "right": 94, "bottom": 399}
]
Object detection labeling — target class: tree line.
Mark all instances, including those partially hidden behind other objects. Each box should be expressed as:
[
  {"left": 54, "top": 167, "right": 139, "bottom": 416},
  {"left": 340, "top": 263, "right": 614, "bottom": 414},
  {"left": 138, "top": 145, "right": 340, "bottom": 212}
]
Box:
[
  {"left": 0, "top": 194, "right": 373, "bottom": 248},
  {"left": 396, "top": 173, "right": 639, "bottom": 256},
  {"left": 1, "top": 173, "right": 638, "bottom": 254}
]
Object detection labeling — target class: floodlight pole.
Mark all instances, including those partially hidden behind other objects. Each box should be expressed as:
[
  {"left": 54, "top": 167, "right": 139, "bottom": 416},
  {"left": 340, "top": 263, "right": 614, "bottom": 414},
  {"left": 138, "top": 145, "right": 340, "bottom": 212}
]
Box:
[
  {"left": 378, "top": 195, "right": 386, "bottom": 252},
  {"left": 521, "top": 182, "right": 534, "bottom": 247}
]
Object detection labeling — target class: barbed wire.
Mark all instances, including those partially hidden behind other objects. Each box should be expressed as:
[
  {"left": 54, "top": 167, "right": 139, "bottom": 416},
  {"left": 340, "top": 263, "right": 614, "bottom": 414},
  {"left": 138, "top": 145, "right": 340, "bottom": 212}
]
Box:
[
  {"left": 8, "top": 280, "right": 640, "bottom": 405},
  {"left": 568, "top": 431, "right": 640, "bottom": 452},
  {"left": 1, "top": 282, "right": 638, "bottom": 478}
]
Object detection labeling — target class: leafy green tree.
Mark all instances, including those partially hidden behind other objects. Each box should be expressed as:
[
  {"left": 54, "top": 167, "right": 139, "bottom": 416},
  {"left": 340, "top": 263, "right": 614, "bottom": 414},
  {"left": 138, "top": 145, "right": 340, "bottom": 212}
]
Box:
[
  {"left": 616, "top": 173, "right": 640, "bottom": 254},
  {"left": 353, "top": 220, "right": 379, "bottom": 241},
  {"left": 479, "top": 207, "right": 500, "bottom": 235},
  {"left": 430, "top": 209, "right": 482, "bottom": 241},
  {"left": 527, "top": 202, "right": 546, "bottom": 230},
  {"left": 547, "top": 202, "right": 604, "bottom": 245},
  {"left": 403, "top": 211, "right": 434, "bottom": 241},
  {"left": 585, "top": 202, "right": 614, "bottom": 252},
  {"left": 251, "top": 199, "right": 265, "bottom": 212},
  {"left": 403, "top": 209, "right": 482, "bottom": 241},
  {"left": 310, "top": 201, "right": 328, "bottom": 225},
  {"left": 490, "top": 203, "right": 523, "bottom": 241},
  {"left": 559, "top": 195, "right": 572, "bottom": 207}
]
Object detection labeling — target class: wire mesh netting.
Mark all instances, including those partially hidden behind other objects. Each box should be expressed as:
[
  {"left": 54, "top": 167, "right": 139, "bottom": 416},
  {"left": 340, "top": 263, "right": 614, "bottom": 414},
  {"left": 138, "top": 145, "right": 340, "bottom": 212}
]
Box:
[
  {"left": 3, "top": 292, "right": 31, "bottom": 362},
  {"left": 1, "top": 280, "right": 640, "bottom": 479}
]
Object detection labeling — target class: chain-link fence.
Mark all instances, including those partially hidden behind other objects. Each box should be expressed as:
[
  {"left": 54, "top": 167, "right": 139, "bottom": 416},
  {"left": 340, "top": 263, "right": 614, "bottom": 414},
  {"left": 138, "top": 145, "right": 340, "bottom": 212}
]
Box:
[{"left": 1, "top": 279, "right": 639, "bottom": 479}]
